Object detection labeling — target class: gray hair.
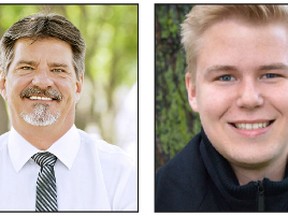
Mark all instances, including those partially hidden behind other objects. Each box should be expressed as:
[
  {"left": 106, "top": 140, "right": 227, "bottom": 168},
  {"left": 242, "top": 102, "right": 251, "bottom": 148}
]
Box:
[{"left": 0, "top": 13, "right": 86, "bottom": 79}]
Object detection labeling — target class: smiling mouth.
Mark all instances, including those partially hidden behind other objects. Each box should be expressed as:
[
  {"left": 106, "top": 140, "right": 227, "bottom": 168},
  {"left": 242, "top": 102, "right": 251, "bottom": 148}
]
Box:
[
  {"left": 29, "top": 96, "right": 53, "bottom": 101},
  {"left": 20, "top": 86, "right": 63, "bottom": 101},
  {"left": 231, "top": 121, "right": 274, "bottom": 130}
]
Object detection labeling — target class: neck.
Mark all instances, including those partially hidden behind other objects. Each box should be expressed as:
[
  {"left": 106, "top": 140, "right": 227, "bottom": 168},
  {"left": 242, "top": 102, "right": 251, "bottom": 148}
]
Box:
[
  {"left": 14, "top": 121, "right": 74, "bottom": 150},
  {"left": 231, "top": 159, "right": 287, "bottom": 185}
]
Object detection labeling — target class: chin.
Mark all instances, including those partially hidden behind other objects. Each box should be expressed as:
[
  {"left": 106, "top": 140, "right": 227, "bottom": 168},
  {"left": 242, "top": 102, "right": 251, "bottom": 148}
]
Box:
[{"left": 20, "top": 111, "right": 61, "bottom": 127}]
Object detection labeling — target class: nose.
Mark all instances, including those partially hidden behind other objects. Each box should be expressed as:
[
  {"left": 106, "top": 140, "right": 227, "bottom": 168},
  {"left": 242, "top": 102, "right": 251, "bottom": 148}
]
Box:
[
  {"left": 31, "top": 69, "right": 53, "bottom": 89},
  {"left": 236, "top": 79, "right": 264, "bottom": 109}
]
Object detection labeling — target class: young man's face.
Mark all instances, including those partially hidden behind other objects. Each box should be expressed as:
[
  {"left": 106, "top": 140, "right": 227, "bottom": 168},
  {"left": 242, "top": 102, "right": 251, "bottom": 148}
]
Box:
[
  {"left": 0, "top": 37, "right": 83, "bottom": 130},
  {"left": 186, "top": 19, "right": 288, "bottom": 171}
]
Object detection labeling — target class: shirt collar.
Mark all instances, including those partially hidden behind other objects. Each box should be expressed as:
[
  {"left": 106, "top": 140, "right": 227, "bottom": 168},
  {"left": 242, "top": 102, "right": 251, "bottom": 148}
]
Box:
[
  {"left": 8, "top": 125, "right": 80, "bottom": 172},
  {"left": 47, "top": 125, "right": 80, "bottom": 170}
]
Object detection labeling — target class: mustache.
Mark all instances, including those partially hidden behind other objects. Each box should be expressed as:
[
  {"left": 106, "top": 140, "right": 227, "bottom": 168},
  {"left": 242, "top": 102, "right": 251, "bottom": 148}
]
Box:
[{"left": 20, "top": 86, "right": 63, "bottom": 101}]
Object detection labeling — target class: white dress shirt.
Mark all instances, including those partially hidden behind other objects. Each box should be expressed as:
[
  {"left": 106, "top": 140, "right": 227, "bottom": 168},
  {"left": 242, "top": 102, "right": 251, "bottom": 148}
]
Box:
[{"left": 0, "top": 125, "right": 137, "bottom": 211}]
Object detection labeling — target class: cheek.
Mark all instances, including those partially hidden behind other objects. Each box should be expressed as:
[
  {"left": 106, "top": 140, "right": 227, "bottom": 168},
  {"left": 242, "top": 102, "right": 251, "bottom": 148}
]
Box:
[
  {"left": 58, "top": 82, "right": 79, "bottom": 100},
  {"left": 4, "top": 80, "right": 17, "bottom": 101},
  {"left": 261, "top": 84, "right": 288, "bottom": 112},
  {"left": 196, "top": 85, "right": 233, "bottom": 120}
]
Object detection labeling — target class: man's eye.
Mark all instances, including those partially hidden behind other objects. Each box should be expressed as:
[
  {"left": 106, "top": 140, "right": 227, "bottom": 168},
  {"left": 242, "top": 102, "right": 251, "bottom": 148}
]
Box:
[
  {"left": 262, "top": 73, "right": 280, "bottom": 79},
  {"left": 52, "top": 68, "right": 64, "bottom": 73},
  {"left": 218, "top": 75, "right": 235, "bottom": 82},
  {"left": 21, "top": 66, "right": 33, "bottom": 70}
]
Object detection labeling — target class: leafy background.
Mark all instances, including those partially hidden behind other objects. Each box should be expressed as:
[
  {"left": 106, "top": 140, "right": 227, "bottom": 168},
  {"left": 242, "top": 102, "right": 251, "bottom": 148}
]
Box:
[
  {"left": 155, "top": 4, "right": 201, "bottom": 170},
  {"left": 0, "top": 4, "right": 138, "bottom": 159}
]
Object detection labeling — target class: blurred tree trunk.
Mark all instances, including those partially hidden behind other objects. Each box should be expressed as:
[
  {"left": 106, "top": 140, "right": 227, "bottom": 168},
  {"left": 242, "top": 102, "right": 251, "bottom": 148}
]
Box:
[
  {"left": 0, "top": 97, "right": 9, "bottom": 134},
  {"left": 155, "top": 5, "right": 200, "bottom": 169}
]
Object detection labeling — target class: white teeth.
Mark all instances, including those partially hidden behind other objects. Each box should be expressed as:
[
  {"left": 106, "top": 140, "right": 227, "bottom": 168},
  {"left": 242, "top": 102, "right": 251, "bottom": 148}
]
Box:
[
  {"left": 29, "top": 96, "right": 52, "bottom": 101},
  {"left": 235, "top": 122, "right": 269, "bottom": 130}
]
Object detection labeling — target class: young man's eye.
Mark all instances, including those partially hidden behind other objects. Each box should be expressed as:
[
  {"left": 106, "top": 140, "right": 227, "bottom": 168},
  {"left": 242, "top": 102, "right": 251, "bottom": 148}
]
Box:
[
  {"left": 218, "top": 75, "right": 235, "bottom": 82},
  {"left": 262, "top": 73, "right": 280, "bottom": 79}
]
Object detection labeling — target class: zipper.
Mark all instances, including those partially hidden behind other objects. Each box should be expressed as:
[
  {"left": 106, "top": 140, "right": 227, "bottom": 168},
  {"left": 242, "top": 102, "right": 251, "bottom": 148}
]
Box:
[{"left": 257, "top": 180, "right": 265, "bottom": 211}]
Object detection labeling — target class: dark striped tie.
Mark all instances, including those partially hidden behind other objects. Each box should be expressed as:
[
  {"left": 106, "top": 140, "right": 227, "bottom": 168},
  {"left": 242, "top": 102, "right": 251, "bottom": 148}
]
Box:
[{"left": 32, "top": 152, "right": 58, "bottom": 212}]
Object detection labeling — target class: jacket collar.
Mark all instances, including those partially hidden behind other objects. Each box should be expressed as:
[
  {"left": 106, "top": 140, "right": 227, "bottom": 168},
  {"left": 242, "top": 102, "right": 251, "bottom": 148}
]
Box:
[{"left": 200, "top": 128, "right": 288, "bottom": 211}]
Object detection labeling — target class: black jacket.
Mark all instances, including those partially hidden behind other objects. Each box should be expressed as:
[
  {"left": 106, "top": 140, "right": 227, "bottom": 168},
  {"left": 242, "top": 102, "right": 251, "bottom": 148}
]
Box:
[{"left": 155, "top": 129, "right": 288, "bottom": 212}]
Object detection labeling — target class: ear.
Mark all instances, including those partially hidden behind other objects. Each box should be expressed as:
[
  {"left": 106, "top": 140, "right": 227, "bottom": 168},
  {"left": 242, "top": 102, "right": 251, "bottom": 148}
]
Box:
[
  {"left": 0, "top": 72, "right": 7, "bottom": 100},
  {"left": 185, "top": 72, "right": 198, "bottom": 112},
  {"left": 75, "top": 73, "right": 84, "bottom": 102}
]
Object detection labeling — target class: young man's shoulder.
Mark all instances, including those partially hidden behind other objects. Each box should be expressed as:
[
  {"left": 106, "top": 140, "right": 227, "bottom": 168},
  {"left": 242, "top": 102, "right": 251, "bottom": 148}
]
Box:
[
  {"left": 157, "top": 132, "right": 203, "bottom": 180},
  {"left": 156, "top": 132, "right": 213, "bottom": 212}
]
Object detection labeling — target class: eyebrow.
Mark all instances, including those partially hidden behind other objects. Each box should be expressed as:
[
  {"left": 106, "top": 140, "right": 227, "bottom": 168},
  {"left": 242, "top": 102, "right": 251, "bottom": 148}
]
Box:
[
  {"left": 48, "top": 63, "right": 69, "bottom": 68},
  {"left": 15, "top": 60, "right": 69, "bottom": 68},
  {"left": 205, "top": 65, "right": 238, "bottom": 74},
  {"left": 257, "top": 63, "right": 288, "bottom": 71},
  {"left": 205, "top": 63, "right": 288, "bottom": 74},
  {"left": 16, "top": 60, "right": 38, "bottom": 66}
]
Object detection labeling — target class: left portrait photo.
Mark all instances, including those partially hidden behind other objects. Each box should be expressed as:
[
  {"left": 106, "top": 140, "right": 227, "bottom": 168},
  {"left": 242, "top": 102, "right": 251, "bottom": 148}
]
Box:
[{"left": 0, "top": 4, "right": 138, "bottom": 212}]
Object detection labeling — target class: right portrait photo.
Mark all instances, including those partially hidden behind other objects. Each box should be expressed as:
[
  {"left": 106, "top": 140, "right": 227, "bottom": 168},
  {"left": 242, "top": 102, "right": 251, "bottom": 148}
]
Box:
[{"left": 155, "top": 4, "right": 288, "bottom": 212}]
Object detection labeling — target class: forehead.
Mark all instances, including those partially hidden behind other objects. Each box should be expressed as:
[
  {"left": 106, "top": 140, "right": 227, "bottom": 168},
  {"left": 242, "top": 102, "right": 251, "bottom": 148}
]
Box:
[
  {"left": 196, "top": 19, "right": 288, "bottom": 71},
  {"left": 201, "top": 19, "right": 288, "bottom": 47},
  {"left": 13, "top": 37, "right": 73, "bottom": 62}
]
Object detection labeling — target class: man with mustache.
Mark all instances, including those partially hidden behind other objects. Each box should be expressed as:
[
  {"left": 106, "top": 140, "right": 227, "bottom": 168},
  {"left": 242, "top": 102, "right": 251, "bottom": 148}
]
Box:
[{"left": 0, "top": 13, "right": 136, "bottom": 211}]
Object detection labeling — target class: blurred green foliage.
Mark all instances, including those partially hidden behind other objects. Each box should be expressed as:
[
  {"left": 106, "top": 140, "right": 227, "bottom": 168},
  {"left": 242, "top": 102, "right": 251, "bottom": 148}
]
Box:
[
  {"left": 155, "top": 4, "right": 201, "bottom": 169},
  {"left": 0, "top": 4, "right": 137, "bottom": 146}
]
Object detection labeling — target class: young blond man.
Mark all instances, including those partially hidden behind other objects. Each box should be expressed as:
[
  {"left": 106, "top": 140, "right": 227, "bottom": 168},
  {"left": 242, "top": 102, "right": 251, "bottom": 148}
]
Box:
[{"left": 156, "top": 5, "right": 288, "bottom": 212}]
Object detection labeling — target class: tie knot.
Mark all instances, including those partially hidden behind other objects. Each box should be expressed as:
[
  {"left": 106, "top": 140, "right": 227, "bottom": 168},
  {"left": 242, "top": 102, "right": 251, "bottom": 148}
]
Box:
[{"left": 32, "top": 152, "right": 57, "bottom": 167}]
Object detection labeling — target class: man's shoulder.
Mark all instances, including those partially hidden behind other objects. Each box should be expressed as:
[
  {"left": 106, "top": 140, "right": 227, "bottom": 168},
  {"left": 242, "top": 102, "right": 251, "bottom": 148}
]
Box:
[
  {"left": 156, "top": 132, "right": 211, "bottom": 212},
  {"left": 157, "top": 132, "right": 203, "bottom": 176},
  {"left": 0, "top": 131, "right": 9, "bottom": 138},
  {"left": 0, "top": 131, "right": 9, "bottom": 145},
  {"left": 0, "top": 132, "right": 10, "bottom": 155},
  {"left": 77, "top": 129, "right": 135, "bottom": 168}
]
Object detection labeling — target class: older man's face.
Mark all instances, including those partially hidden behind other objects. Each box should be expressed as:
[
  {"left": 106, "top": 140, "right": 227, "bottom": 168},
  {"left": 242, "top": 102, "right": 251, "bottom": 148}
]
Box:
[{"left": 0, "top": 37, "right": 82, "bottom": 129}]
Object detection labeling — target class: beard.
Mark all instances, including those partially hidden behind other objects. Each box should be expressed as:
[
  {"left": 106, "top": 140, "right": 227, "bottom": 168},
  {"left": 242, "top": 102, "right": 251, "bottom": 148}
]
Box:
[{"left": 20, "top": 103, "right": 60, "bottom": 126}]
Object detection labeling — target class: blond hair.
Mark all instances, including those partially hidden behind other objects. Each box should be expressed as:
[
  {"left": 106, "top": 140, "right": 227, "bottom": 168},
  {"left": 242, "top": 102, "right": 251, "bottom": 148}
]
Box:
[{"left": 181, "top": 5, "right": 288, "bottom": 82}]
